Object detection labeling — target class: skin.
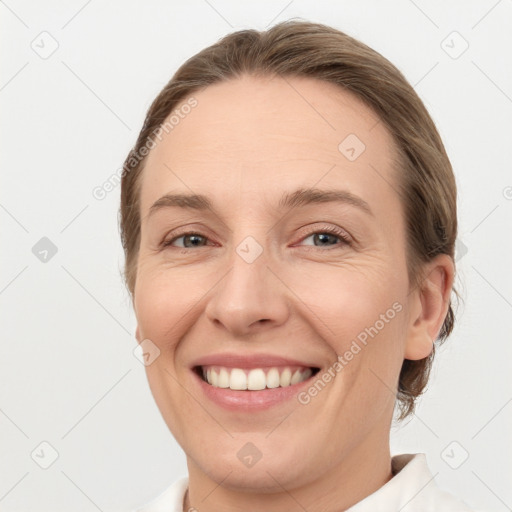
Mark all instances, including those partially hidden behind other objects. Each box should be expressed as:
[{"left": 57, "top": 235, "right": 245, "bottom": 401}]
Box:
[{"left": 133, "top": 75, "right": 454, "bottom": 512}]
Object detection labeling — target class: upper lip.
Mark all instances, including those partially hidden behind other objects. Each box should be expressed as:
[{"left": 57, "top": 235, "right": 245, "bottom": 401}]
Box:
[{"left": 191, "top": 353, "right": 320, "bottom": 369}]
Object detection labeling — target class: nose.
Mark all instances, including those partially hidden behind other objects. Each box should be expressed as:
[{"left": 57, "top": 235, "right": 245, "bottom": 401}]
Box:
[{"left": 204, "top": 245, "right": 290, "bottom": 337}]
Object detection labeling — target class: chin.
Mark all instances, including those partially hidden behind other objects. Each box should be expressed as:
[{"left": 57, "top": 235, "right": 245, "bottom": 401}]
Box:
[{"left": 187, "top": 434, "right": 315, "bottom": 491}]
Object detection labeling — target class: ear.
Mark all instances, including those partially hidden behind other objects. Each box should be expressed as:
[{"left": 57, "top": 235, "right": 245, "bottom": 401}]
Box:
[
  {"left": 405, "top": 254, "right": 455, "bottom": 360},
  {"left": 135, "top": 325, "right": 141, "bottom": 344}
]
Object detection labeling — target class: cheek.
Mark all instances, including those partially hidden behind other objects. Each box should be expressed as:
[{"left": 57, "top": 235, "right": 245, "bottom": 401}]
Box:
[
  {"left": 286, "top": 260, "right": 409, "bottom": 400},
  {"left": 134, "top": 263, "right": 202, "bottom": 347},
  {"left": 287, "top": 260, "right": 406, "bottom": 347}
]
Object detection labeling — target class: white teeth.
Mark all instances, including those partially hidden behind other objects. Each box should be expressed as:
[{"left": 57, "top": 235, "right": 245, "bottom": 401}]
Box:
[
  {"left": 202, "top": 366, "right": 314, "bottom": 390},
  {"left": 229, "top": 368, "right": 247, "bottom": 390},
  {"left": 280, "top": 368, "right": 292, "bottom": 387},
  {"left": 266, "top": 368, "right": 280, "bottom": 388},
  {"left": 218, "top": 368, "right": 230, "bottom": 388},
  {"left": 290, "top": 369, "right": 302, "bottom": 385},
  {"left": 247, "top": 369, "right": 266, "bottom": 390},
  {"left": 302, "top": 368, "right": 313, "bottom": 380}
]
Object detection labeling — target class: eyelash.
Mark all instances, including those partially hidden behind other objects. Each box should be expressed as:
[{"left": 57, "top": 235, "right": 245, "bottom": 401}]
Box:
[
  {"left": 295, "top": 225, "right": 352, "bottom": 249},
  {"left": 161, "top": 225, "right": 352, "bottom": 251}
]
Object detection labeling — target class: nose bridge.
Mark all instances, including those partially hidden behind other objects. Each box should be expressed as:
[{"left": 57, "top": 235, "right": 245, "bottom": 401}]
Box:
[{"left": 205, "top": 232, "right": 289, "bottom": 334}]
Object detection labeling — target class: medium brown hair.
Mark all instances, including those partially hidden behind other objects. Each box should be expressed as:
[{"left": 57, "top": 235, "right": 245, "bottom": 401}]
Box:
[{"left": 119, "top": 20, "right": 457, "bottom": 419}]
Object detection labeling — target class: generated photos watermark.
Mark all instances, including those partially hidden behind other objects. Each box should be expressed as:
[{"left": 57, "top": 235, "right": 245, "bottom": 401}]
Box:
[{"left": 297, "top": 301, "right": 403, "bottom": 405}]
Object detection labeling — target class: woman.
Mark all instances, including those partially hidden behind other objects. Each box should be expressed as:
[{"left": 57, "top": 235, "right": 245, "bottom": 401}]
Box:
[{"left": 120, "top": 20, "right": 473, "bottom": 511}]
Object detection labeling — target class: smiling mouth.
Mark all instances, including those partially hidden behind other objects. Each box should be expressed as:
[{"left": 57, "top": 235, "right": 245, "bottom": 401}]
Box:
[{"left": 194, "top": 365, "right": 320, "bottom": 391}]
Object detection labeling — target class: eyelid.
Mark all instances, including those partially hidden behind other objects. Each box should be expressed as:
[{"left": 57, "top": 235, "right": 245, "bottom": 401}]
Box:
[
  {"left": 160, "top": 223, "right": 217, "bottom": 248},
  {"left": 161, "top": 230, "right": 213, "bottom": 248},
  {"left": 162, "top": 223, "right": 353, "bottom": 250},
  {"left": 293, "top": 223, "right": 353, "bottom": 245}
]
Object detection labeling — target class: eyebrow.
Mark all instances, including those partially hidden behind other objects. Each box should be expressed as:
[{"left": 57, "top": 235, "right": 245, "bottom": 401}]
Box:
[
  {"left": 147, "top": 187, "right": 373, "bottom": 219},
  {"left": 278, "top": 188, "right": 373, "bottom": 215}
]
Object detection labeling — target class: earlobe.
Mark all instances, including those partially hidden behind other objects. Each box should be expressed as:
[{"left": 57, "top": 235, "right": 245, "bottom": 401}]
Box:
[
  {"left": 404, "top": 332, "right": 434, "bottom": 360},
  {"left": 404, "top": 254, "right": 454, "bottom": 360},
  {"left": 135, "top": 325, "right": 141, "bottom": 343}
]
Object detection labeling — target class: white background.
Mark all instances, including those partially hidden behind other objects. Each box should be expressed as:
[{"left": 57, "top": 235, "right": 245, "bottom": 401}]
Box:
[{"left": 1, "top": 1, "right": 511, "bottom": 511}]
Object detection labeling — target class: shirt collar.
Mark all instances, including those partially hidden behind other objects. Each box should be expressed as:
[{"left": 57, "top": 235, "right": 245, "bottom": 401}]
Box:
[
  {"left": 347, "top": 453, "right": 437, "bottom": 511},
  {"left": 136, "top": 453, "right": 471, "bottom": 512}
]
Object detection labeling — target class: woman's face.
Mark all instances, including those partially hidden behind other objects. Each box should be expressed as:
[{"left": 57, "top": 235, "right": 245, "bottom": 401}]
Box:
[{"left": 133, "top": 75, "right": 423, "bottom": 490}]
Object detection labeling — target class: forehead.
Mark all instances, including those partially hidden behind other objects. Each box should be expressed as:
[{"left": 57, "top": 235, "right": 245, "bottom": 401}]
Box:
[{"left": 139, "top": 75, "right": 400, "bottom": 215}]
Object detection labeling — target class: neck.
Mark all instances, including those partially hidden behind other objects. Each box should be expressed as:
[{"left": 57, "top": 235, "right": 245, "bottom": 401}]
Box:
[{"left": 184, "top": 430, "right": 393, "bottom": 512}]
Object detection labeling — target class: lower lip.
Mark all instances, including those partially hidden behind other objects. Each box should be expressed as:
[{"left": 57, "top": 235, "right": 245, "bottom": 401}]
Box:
[{"left": 191, "top": 369, "right": 316, "bottom": 411}]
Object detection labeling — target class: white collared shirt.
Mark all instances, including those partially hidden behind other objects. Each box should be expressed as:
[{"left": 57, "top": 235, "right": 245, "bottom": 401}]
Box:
[{"left": 134, "top": 453, "right": 474, "bottom": 512}]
